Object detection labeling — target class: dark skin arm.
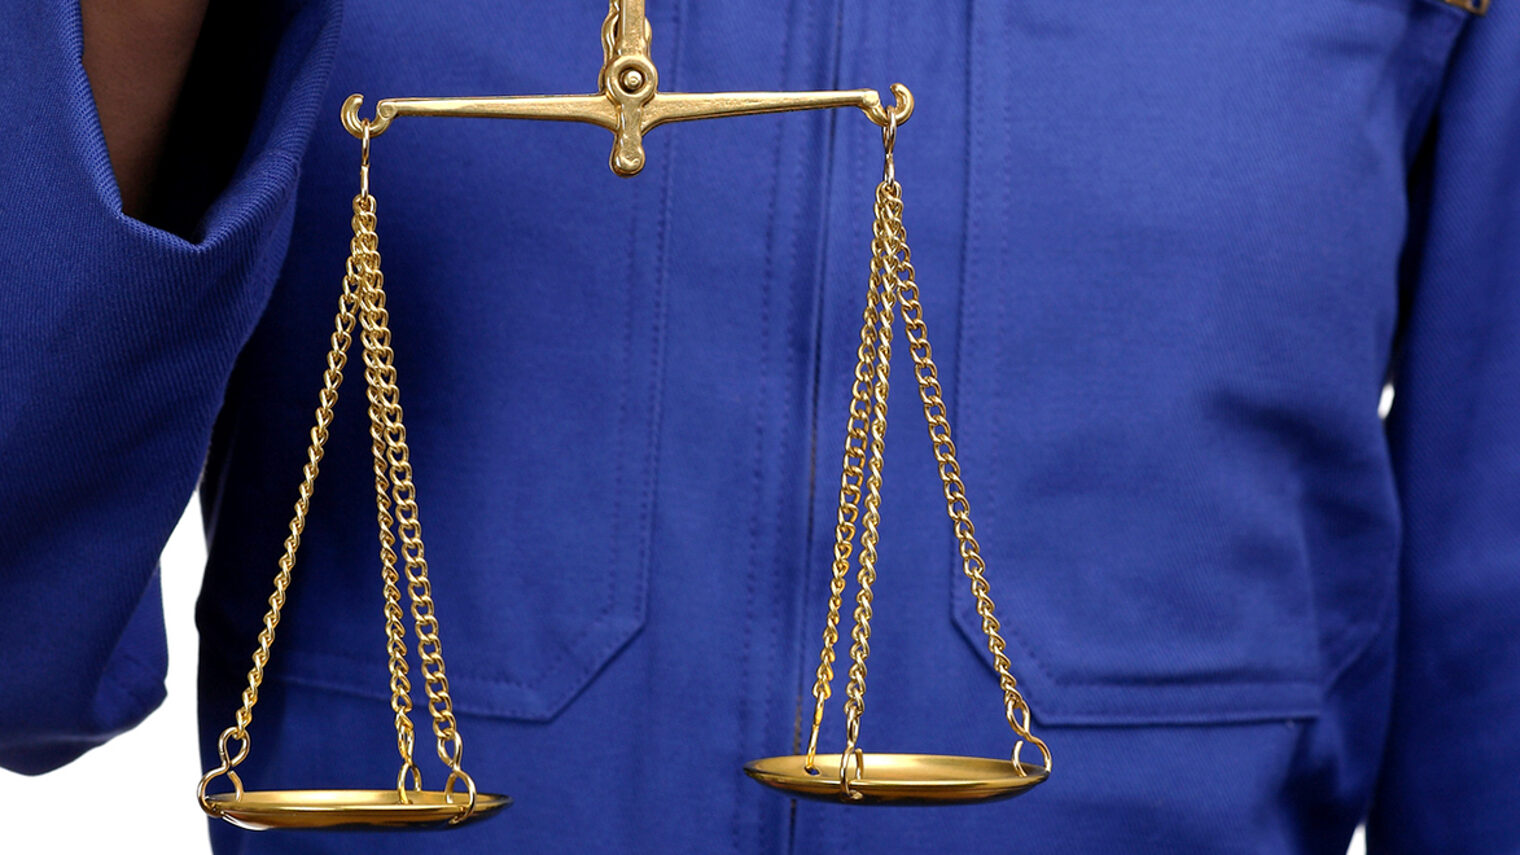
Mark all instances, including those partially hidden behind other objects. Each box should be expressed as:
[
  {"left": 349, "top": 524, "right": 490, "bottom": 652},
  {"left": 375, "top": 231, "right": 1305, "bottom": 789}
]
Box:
[{"left": 80, "top": 0, "right": 208, "bottom": 219}]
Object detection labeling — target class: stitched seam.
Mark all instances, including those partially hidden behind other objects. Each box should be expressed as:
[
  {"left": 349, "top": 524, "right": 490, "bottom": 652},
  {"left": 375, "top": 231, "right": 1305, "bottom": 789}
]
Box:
[
  {"left": 765, "top": 0, "right": 810, "bottom": 850},
  {"left": 734, "top": 28, "right": 787, "bottom": 855},
  {"left": 953, "top": 0, "right": 1061, "bottom": 693},
  {"left": 250, "top": 151, "right": 664, "bottom": 716}
]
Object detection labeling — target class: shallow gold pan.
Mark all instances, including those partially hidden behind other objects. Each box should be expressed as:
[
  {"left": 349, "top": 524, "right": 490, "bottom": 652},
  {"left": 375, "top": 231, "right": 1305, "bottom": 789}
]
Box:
[
  {"left": 201, "top": 789, "right": 511, "bottom": 831},
  {"left": 745, "top": 753, "right": 1047, "bottom": 805}
]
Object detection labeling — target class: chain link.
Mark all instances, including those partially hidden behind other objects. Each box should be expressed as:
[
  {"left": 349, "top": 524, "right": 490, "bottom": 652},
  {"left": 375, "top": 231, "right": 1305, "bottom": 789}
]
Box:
[
  {"left": 197, "top": 192, "right": 362, "bottom": 814},
  {"left": 835, "top": 181, "right": 900, "bottom": 797},
  {"left": 348, "top": 184, "right": 423, "bottom": 799},
  {"left": 883, "top": 176, "right": 1051, "bottom": 773},
  {"left": 802, "top": 220, "right": 885, "bottom": 773},
  {"left": 354, "top": 174, "right": 477, "bottom": 817},
  {"left": 801, "top": 124, "right": 1050, "bottom": 798},
  {"left": 199, "top": 124, "right": 481, "bottom": 820}
]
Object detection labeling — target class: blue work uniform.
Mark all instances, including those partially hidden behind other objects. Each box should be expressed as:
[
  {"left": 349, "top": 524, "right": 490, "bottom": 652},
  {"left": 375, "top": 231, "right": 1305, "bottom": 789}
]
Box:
[{"left": 3, "top": 1, "right": 1518, "bottom": 853}]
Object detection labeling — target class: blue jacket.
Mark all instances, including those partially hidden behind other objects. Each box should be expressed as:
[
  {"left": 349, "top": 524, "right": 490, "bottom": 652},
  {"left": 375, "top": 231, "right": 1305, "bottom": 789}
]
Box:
[{"left": 3, "top": 1, "right": 1517, "bottom": 852}]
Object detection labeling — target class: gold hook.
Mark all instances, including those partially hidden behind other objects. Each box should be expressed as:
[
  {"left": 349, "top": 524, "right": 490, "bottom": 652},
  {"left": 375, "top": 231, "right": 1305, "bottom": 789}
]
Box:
[
  {"left": 196, "top": 726, "right": 250, "bottom": 814},
  {"left": 863, "top": 83, "right": 914, "bottom": 129},
  {"left": 444, "top": 767, "right": 480, "bottom": 824},
  {"left": 343, "top": 94, "right": 395, "bottom": 139}
]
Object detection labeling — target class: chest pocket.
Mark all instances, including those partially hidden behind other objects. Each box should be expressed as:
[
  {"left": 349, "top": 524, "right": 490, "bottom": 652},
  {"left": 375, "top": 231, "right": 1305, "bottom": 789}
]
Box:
[
  {"left": 265, "top": 166, "right": 667, "bottom": 723},
  {"left": 951, "top": 0, "right": 1465, "bottom": 725},
  {"left": 243, "top": 2, "right": 674, "bottom": 723}
]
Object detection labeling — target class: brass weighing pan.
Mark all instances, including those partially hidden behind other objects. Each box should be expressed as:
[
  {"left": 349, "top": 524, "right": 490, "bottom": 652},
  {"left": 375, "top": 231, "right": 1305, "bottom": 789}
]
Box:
[
  {"left": 745, "top": 754, "right": 1047, "bottom": 805},
  {"left": 201, "top": 789, "right": 511, "bottom": 831}
]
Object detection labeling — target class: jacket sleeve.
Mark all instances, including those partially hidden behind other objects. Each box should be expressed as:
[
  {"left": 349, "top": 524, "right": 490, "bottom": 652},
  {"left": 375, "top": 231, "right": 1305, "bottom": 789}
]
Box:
[
  {"left": 0, "top": 0, "right": 340, "bottom": 773},
  {"left": 1370, "top": 4, "right": 1520, "bottom": 851}
]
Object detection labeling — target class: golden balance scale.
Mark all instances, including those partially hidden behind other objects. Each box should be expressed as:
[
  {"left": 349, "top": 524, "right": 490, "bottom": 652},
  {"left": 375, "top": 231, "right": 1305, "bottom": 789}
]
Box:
[{"left": 196, "top": 0, "right": 1051, "bottom": 831}]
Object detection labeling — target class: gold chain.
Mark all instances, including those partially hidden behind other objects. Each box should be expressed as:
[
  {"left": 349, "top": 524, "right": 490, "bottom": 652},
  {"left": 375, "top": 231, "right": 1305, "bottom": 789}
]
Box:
[
  {"left": 802, "top": 117, "right": 1050, "bottom": 799},
  {"left": 196, "top": 195, "right": 361, "bottom": 814},
  {"left": 352, "top": 137, "right": 478, "bottom": 817},
  {"left": 356, "top": 215, "right": 473, "bottom": 774},
  {"left": 835, "top": 180, "right": 899, "bottom": 797},
  {"left": 350, "top": 168, "right": 422, "bottom": 798},
  {"left": 199, "top": 124, "right": 480, "bottom": 821},
  {"left": 883, "top": 163, "right": 1051, "bottom": 775},
  {"left": 802, "top": 213, "right": 885, "bottom": 772},
  {"left": 803, "top": 175, "right": 902, "bottom": 799}
]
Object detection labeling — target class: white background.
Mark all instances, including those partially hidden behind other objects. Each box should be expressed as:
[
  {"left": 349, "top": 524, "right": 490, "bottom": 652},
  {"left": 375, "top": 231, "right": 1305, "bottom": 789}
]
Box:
[{"left": 0, "top": 499, "right": 1370, "bottom": 854}]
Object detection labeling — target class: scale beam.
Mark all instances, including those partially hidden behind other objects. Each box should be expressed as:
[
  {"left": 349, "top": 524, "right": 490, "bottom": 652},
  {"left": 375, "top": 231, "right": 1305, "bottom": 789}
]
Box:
[
  {"left": 200, "top": 0, "right": 1041, "bottom": 830},
  {"left": 340, "top": 1, "right": 911, "bottom": 176}
]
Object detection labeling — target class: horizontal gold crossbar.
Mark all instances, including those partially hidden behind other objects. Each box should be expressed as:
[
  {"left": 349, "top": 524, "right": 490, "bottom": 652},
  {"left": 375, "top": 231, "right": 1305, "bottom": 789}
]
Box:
[
  {"left": 341, "top": 85, "right": 911, "bottom": 177},
  {"left": 340, "top": 0, "right": 910, "bottom": 176}
]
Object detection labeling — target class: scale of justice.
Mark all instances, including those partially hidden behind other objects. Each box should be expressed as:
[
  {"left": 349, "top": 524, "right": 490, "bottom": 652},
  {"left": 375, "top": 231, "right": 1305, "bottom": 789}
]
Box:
[{"left": 196, "top": 0, "right": 1051, "bottom": 830}]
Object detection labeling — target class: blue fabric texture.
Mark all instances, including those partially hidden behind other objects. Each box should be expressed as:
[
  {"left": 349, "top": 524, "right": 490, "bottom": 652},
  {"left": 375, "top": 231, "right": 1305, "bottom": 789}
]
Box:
[{"left": 1, "top": 1, "right": 1516, "bottom": 852}]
